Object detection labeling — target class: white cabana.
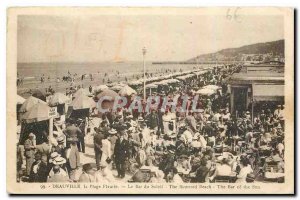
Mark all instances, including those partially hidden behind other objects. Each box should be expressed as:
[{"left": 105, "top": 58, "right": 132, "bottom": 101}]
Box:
[
  {"left": 70, "top": 95, "right": 96, "bottom": 110},
  {"left": 48, "top": 92, "right": 70, "bottom": 106}
]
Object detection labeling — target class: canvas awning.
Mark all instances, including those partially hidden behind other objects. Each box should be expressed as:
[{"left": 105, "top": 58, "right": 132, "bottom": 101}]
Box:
[{"left": 252, "top": 84, "right": 284, "bottom": 101}]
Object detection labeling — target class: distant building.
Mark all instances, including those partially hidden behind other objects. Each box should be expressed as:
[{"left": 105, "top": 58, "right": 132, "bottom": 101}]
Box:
[{"left": 228, "top": 62, "right": 284, "bottom": 119}]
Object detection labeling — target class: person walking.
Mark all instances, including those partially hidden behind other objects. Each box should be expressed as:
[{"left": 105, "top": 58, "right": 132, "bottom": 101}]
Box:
[
  {"left": 24, "top": 133, "right": 36, "bottom": 176},
  {"left": 114, "top": 129, "right": 129, "bottom": 178},
  {"left": 65, "top": 139, "right": 81, "bottom": 181},
  {"left": 94, "top": 127, "right": 106, "bottom": 170}
]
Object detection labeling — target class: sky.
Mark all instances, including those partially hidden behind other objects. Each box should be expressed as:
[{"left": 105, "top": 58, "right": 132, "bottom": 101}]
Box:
[{"left": 17, "top": 14, "right": 284, "bottom": 63}]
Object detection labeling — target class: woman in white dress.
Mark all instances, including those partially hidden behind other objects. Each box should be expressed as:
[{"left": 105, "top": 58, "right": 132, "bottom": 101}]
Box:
[{"left": 100, "top": 134, "right": 112, "bottom": 165}]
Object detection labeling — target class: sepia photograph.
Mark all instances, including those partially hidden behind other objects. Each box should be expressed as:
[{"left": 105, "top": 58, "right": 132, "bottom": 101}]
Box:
[{"left": 6, "top": 7, "right": 294, "bottom": 194}]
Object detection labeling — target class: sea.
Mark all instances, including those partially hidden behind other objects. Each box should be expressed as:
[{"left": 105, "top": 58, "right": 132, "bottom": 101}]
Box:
[{"left": 17, "top": 61, "right": 214, "bottom": 97}]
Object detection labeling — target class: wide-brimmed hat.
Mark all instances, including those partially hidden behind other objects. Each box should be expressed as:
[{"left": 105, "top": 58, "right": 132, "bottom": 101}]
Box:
[
  {"left": 138, "top": 117, "right": 144, "bottom": 122},
  {"left": 52, "top": 156, "right": 66, "bottom": 165},
  {"left": 49, "top": 152, "right": 60, "bottom": 163},
  {"left": 109, "top": 129, "right": 117, "bottom": 135}
]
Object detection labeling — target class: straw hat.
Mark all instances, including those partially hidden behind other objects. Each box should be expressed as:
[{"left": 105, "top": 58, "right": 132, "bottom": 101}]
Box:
[
  {"left": 52, "top": 156, "right": 66, "bottom": 165},
  {"left": 49, "top": 152, "right": 60, "bottom": 163},
  {"left": 108, "top": 129, "right": 117, "bottom": 135}
]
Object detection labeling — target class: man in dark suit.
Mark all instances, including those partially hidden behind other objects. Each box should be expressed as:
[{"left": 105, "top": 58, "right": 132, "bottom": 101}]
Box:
[
  {"left": 64, "top": 122, "right": 81, "bottom": 148},
  {"left": 114, "top": 129, "right": 129, "bottom": 178}
]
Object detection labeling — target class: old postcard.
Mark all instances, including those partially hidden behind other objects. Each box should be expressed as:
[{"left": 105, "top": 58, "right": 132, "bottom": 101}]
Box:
[{"left": 7, "top": 7, "right": 294, "bottom": 194}]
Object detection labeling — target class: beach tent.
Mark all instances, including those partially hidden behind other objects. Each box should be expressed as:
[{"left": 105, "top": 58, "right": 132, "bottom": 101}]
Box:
[
  {"left": 96, "top": 89, "right": 119, "bottom": 112},
  {"left": 195, "top": 88, "right": 216, "bottom": 96},
  {"left": 17, "top": 95, "right": 26, "bottom": 105},
  {"left": 22, "top": 102, "right": 51, "bottom": 123},
  {"left": 48, "top": 92, "right": 70, "bottom": 115},
  {"left": 32, "top": 89, "right": 47, "bottom": 102},
  {"left": 70, "top": 95, "right": 96, "bottom": 110},
  {"left": 48, "top": 92, "right": 70, "bottom": 106},
  {"left": 97, "top": 89, "right": 119, "bottom": 101},
  {"left": 19, "top": 96, "right": 47, "bottom": 113},
  {"left": 118, "top": 85, "right": 137, "bottom": 96}
]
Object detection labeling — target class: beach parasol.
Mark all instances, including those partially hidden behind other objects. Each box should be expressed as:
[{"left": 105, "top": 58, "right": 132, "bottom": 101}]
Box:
[
  {"left": 19, "top": 96, "right": 47, "bottom": 113},
  {"left": 94, "top": 85, "right": 109, "bottom": 93},
  {"left": 17, "top": 95, "right": 26, "bottom": 105},
  {"left": 48, "top": 92, "right": 70, "bottom": 106},
  {"left": 22, "top": 102, "right": 51, "bottom": 123},
  {"left": 146, "top": 83, "right": 158, "bottom": 89},
  {"left": 110, "top": 83, "right": 126, "bottom": 92},
  {"left": 32, "top": 89, "right": 47, "bottom": 101},
  {"left": 118, "top": 85, "right": 137, "bottom": 96},
  {"left": 203, "top": 85, "right": 221, "bottom": 91},
  {"left": 97, "top": 89, "right": 119, "bottom": 101},
  {"left": 195, "top": 88, "right": 216, "bottom": 96},
  {"left": 70, "top": 95, "right": 96, "bottom": 110}
]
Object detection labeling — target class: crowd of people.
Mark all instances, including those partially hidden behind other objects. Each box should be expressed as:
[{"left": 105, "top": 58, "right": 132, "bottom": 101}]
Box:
[{"left": 16, "top": 64, "right": 285, "bottom": 184}]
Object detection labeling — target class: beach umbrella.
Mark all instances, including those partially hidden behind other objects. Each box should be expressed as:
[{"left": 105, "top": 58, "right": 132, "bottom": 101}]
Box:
[
  {"left": 70, "top": 95, "right": 96, "bottom": 110},
  {"left": 22, "top": 102, "right": 50, "bottom": 123},
  {"left": 48, "top": 92, "right": 70, "bottom": 106},
  {"left": 19, "top": 96, "right": 47, "bottom": 113},
  {"left": 32, "top": 89, "right": 47, "bottom": 101},
  {"left": 17, "top": 95, "right": 26, "bottom": 105},
  {"left": 129, "top": 80, "right": 142, "bottom": 86},
  {"left": 146, "top": 83, "right": 158, "bottom": 89},
  {"left": 97, "top": 89, "right": 118, "bottom": 101},
  {"left": 118, "top": 85, "right": 137, "bottom": 96},
  {"left": 195, "top": 88, "right": 216, "bottom": 96},
  {"left": 73, "top": 88, "right": 90, "bottom": 99},
  {"left": 203, "top": 85, "right": 221, "bottom": 91},
  {"left": 94, "top": 85, "right": 109, "bottom": 93},
  {"left": 110, "top": 83, "right": 126, "bottom": 92}
]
